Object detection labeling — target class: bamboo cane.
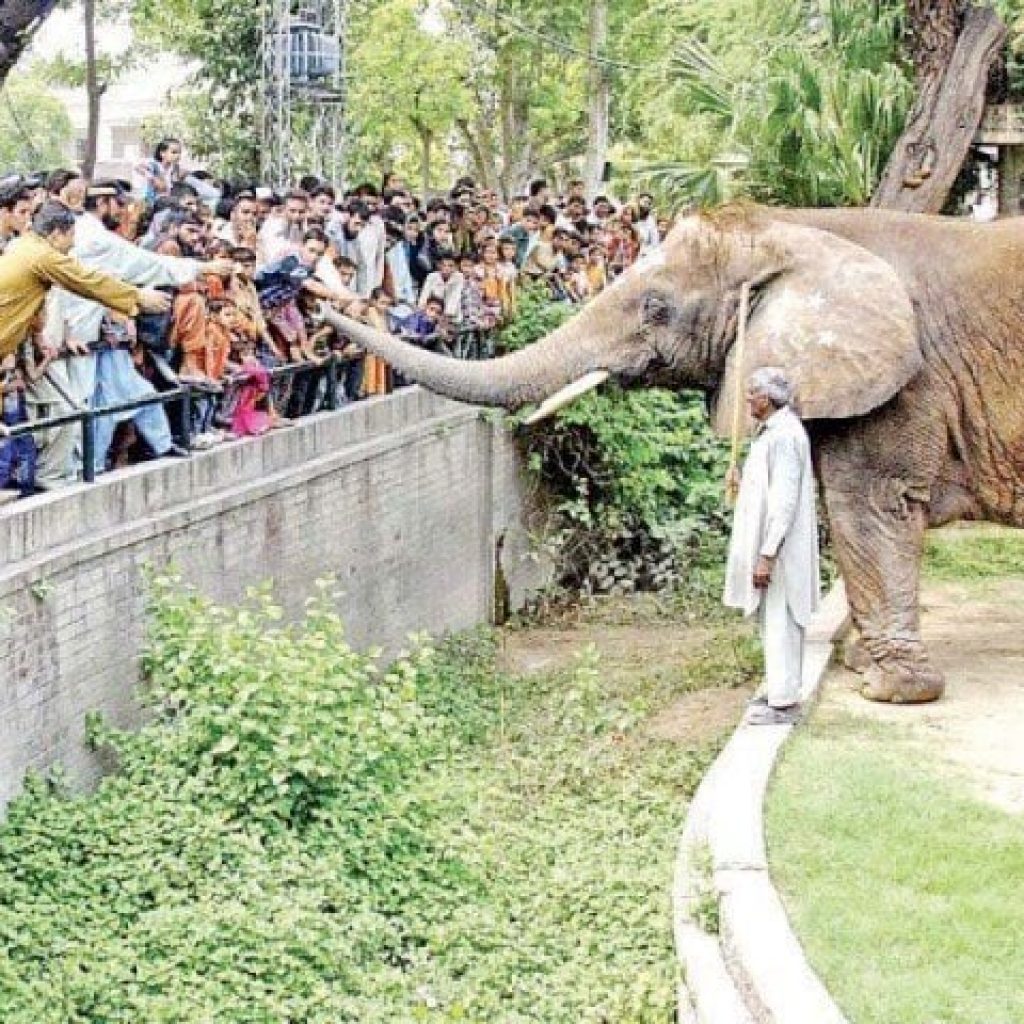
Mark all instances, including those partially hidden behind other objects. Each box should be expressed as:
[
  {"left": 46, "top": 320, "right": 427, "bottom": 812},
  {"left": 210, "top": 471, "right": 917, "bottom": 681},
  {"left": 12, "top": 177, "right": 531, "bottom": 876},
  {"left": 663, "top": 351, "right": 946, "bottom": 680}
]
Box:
[{"left": 725, "top": 281, "right": 752, "bottom": 506}]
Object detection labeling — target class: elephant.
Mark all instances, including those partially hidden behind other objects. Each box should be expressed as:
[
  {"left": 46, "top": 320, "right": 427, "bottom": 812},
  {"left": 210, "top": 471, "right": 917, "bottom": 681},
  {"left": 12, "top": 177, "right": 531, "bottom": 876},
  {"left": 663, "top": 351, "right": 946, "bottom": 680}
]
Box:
[{"left": 324, "top": 206, "right": 1024, "bottom": 704}]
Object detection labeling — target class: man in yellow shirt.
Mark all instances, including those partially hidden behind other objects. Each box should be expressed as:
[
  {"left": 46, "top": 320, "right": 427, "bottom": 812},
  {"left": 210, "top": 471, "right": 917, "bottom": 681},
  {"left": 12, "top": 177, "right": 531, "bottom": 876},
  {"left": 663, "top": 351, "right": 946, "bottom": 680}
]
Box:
[{"left": 0, "top": 202, "right": 170, "bottom": 360}]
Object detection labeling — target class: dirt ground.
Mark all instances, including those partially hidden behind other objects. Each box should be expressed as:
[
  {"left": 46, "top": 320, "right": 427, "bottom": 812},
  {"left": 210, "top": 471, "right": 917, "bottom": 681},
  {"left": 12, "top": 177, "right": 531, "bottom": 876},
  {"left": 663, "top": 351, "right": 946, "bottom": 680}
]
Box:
[
  {"left": 820, "top": 576, "right": 1024, "bottom": 814},
  {"left": 497, "top": 619, "right": 752, "bottom": 747}
]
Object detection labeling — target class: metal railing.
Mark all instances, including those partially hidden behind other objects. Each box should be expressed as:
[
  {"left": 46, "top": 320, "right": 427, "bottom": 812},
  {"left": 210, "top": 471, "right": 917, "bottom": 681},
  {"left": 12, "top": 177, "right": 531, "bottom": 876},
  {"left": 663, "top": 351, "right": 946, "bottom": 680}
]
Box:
[{"left": 4, "top": 327, "right": 497, "bottom": 487}]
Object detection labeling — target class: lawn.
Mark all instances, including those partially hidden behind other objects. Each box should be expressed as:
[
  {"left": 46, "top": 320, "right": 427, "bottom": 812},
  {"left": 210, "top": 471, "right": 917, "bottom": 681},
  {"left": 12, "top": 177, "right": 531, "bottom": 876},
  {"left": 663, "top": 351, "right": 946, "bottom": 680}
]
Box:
[{"left": 765, "top": 526, "right": 1024, "bottom": 1024}]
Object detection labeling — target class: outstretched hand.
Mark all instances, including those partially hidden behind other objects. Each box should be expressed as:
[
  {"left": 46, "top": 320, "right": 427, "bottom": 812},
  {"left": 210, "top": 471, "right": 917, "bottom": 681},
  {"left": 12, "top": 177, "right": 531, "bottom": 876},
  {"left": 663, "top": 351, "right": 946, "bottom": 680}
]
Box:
[{"left": 138, "top": 288, "right": 172, "bottom": 314}]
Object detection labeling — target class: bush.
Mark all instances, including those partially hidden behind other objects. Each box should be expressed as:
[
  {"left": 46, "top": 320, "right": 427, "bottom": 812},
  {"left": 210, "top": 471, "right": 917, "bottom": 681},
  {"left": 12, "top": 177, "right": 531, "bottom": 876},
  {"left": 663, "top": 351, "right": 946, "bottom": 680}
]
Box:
[
  {"left": 0, "top": 575, "right": 754, "bottom": 1021},
  {"left": 498, "top": 288, "right": 733, "bottom": 598}
]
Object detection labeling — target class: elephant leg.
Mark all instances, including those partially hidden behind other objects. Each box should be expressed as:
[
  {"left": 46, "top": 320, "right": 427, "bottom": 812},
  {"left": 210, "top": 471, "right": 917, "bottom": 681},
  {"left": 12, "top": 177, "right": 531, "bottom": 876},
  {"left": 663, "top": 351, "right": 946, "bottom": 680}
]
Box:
[{"left": 822, "top": 480, "right": 945, "bottom": 704}]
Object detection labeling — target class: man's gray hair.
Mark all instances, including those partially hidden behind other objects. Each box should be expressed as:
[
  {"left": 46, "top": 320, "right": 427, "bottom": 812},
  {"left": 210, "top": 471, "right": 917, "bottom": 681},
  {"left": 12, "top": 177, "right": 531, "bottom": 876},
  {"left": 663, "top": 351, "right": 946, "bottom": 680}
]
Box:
[{"left": 748, "top": 366, "right": 794, "bottom": 407}]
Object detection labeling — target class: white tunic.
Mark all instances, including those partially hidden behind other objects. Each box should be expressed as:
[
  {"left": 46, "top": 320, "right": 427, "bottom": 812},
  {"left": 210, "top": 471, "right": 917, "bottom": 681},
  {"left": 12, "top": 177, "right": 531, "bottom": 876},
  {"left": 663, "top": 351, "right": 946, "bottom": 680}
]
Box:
[
  {"left": 723, "top": 405, "right": 821, "bottom": 626},
  {"left": 62, "top": 212, "right": 201, "bottom": 345}
]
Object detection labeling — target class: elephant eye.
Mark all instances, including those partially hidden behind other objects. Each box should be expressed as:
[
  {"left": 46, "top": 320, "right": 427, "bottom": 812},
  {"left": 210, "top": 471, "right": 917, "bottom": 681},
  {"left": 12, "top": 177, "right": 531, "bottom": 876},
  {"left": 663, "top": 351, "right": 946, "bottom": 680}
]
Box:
[{"left": 641, "top": 293, "right": 672, "bottom": 328}]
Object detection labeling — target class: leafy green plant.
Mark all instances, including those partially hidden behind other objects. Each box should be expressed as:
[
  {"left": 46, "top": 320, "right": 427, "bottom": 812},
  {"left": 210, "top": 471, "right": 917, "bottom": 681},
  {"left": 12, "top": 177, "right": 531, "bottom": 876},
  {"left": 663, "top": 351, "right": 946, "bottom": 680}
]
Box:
[
  {"left": 495, "top": 284, "right": 575, "bottom": 354},
  {"left": 0, "top": 574, "right": 756, "bottom": 1021},
  {"left": 635, "top": 0, "right": 912, "bottom": 209},
  {"left": 498, "top": 288, "right": 733, "bottom": 600}
]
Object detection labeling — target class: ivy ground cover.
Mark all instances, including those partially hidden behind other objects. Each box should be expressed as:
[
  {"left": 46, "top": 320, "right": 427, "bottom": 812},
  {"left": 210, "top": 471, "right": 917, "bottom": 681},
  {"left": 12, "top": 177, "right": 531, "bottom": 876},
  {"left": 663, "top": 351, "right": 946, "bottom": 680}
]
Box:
[{"left": 0, "top": 577, "right": 757, "bottom": 1022}]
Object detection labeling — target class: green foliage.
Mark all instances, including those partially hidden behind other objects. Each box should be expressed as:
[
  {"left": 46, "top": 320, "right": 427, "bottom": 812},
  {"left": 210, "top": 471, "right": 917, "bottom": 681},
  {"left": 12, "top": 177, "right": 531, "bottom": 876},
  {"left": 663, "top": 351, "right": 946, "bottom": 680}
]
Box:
[
  {"left": 633, "top": 0, "right": 913, "bottom": 209},
  {"left": 495, "top": 284, "right": 575, "bottom": 353},
  {"left": 346, "top": 0, "right": 474, "bottom": 192},
  {"left": 499, "top": 289, "right": 732, "bottom": 597},
  {"left": 133, "top": 0, "right": 262, "bottom": 177},
  {"left": 0, "top": 73, "right": 73, "bottom": 174},
  {"left": 0, "top": 574, "right": 755, "bottom": 1020},
  {"left": 923, "top": 526, "right": 1024, "bottom": 582}
]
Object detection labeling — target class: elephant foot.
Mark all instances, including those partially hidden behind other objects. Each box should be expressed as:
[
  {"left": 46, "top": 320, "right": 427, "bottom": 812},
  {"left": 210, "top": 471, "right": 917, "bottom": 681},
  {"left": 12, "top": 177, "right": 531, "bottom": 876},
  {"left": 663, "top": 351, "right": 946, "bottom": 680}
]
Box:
[
  {"left": 858, "top": 648, "right": 945, "bottom": 705},
  {"left": 842, "top": 634, "right": 873, "bottom": 675}
]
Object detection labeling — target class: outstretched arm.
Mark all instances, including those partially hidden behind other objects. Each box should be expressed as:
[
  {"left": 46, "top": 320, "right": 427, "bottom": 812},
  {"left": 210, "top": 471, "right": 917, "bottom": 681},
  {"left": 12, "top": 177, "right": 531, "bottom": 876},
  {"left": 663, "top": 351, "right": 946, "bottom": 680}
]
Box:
[{"left": 31, "top": 247, "right": 143, "bottom": 318}]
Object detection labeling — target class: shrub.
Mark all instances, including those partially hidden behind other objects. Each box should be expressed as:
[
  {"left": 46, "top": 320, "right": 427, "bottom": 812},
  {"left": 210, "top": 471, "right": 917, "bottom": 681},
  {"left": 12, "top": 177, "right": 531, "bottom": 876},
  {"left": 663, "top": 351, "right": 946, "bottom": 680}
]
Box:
[
  {"left": 0, "top": 576, "right": 754, "bottom": 1021},
  {"left": 497, "top": 288, "right": 733, "bottom": 598}
]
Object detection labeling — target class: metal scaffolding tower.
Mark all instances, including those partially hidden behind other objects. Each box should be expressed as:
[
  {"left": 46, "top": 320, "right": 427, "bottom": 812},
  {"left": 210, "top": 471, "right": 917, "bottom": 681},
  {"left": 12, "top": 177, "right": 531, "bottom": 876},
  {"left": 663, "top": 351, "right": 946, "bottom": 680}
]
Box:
[{"left": 260, "top": 0, "right": 347, "bottom": 187}]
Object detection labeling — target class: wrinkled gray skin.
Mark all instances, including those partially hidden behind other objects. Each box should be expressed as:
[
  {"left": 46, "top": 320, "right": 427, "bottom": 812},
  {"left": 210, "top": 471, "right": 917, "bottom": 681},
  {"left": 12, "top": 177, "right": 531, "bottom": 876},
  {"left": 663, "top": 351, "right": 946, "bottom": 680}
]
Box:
[{"left": 326, "top": 207, "right": 1024, "bottom": 704}]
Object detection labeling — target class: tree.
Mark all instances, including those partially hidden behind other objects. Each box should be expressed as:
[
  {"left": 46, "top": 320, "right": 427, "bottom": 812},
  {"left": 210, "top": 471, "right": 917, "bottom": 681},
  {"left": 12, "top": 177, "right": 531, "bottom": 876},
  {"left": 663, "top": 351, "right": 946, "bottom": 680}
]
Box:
[
  {"left": 448, "top": 0, "right": 636, "bottom": 197},
  {"left": 637, "top": 0, "right": 913, "bottom": 209},
  {"left": 582, "top": 0, "right": 610, "bottom": 199},
  {"left": 345, "top": 0, "right": 473, "bottom": 194},
  {"left": 133, "top": 0, "right": 262, "bottom": 178},
  {"left": 872, "top": 1, "right": 1007, "bottom": 212},
  {"left": 0, "top": 0, "right": 59, "bottom": 86},
  {"left": 0, "top": 70, "right": 73, "bottom": 171},
  {"left": 40, "top": 0, "right": 138, "bottom": 179}
]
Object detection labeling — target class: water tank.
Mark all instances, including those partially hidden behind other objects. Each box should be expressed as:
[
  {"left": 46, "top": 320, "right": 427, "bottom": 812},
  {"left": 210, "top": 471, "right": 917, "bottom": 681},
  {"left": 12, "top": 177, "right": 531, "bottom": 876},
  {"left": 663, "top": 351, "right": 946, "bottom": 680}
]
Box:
[{"left": 289, "top": 9, "right": 340, "bottom": 82}]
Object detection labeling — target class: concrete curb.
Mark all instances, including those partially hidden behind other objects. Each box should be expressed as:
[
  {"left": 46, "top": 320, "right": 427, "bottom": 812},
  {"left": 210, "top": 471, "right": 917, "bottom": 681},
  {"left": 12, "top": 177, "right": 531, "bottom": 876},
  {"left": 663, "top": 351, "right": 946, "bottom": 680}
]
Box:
[{"left": 674, "top": 583, "right": 851, "bottom": 1024}]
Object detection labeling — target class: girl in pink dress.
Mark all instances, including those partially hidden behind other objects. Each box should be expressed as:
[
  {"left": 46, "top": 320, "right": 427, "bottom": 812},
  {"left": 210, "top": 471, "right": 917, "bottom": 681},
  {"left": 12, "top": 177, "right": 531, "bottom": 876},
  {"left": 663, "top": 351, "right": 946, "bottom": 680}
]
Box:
[{"left": 230, "top": 350, "right": 272, "bottom": 438}]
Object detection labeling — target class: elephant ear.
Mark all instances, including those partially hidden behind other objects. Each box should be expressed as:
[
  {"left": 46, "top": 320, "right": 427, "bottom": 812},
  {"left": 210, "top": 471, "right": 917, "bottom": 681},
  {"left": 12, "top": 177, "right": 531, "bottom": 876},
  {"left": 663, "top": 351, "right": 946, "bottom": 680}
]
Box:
[{"left": 711, "top": 221, "right": 922, "bottom": 437}]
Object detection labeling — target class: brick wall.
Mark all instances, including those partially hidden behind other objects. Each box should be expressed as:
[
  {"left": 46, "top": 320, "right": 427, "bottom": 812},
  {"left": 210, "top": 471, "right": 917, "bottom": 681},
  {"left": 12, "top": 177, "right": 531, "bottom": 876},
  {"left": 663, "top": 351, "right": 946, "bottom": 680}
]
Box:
[{"left": 0, "top": 390, "right": 551, "bottom": 810}]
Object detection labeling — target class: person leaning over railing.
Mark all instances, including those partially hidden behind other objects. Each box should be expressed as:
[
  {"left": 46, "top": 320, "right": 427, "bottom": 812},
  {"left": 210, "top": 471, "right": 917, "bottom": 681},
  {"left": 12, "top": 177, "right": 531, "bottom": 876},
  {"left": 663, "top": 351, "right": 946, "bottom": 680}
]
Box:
[
  {"left": 358, "top": 288, "right": 395, "bottom": 397},
  {"left": 60, "top": 183, "right": 234, "bottom": 479},
  {"left": 255, "top": 227, "right": 355, "bottom": 418},
  {"left": 0, "top": 202, "right": 170, "bottom": 363}
]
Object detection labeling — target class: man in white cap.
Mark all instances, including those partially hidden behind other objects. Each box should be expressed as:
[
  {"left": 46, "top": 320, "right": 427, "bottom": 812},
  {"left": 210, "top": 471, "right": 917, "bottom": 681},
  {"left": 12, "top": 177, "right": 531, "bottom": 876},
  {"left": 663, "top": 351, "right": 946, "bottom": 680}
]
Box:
[{"left": 724, "top": 366, "right": 820, "bottom": 724}]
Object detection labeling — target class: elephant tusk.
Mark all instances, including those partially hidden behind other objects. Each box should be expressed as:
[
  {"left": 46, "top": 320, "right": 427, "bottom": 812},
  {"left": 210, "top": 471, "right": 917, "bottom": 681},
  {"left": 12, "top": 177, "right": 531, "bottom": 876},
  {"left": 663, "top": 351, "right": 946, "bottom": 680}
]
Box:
[{"left": 522, "top": 370, "right": 611, "bottom": 426}]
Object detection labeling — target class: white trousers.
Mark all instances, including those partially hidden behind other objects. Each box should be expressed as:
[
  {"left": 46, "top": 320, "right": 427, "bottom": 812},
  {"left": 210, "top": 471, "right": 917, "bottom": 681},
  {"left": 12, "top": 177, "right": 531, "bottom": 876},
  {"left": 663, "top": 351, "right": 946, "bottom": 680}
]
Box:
[{"left": 758, "top": 580, "right": 805, "bottom": 708}]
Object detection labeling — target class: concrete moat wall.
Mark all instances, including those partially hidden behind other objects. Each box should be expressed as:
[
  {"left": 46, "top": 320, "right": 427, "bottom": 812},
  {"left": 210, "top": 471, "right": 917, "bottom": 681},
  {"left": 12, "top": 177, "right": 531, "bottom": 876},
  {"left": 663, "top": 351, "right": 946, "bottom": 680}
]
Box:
[{"left": 0, "top": 389, "right": 550, "bottom": 810}]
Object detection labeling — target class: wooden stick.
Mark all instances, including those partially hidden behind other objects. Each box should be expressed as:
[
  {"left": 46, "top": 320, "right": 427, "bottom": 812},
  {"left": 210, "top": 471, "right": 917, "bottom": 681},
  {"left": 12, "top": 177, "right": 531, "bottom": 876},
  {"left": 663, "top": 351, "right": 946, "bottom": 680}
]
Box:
[{"left": 725, "top": 281, "right": 752, "bottom": 506}]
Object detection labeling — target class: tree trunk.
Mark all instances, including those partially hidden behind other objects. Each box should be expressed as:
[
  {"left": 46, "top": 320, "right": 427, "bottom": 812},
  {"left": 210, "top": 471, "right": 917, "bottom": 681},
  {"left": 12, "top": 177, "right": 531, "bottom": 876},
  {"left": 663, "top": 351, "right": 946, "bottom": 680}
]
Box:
[
  {"left": 82, "top": 0, "right": 104, "bottom": 180},
  {"left": 582, "top": 0, "right": 610, "bottom": 201},
  {"left": 420, "top": 127, "right": 433, "bottom": 200},
  {"left": 498, "top": 50, "right": 534, "bottom": 197},
  {"left": 456, "top": 116, "right": 499, "bottom": 192},
  {"left": 0, "top": 0, "right": 58, "bottom": 85},
  {"left": 872, "top": 2, "right": 1006, "bottom": 213}
]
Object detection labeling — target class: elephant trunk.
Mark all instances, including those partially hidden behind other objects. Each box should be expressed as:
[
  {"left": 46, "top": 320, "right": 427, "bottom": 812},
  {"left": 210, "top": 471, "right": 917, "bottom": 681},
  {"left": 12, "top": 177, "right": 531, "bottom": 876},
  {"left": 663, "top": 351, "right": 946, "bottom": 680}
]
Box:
[{"left": 322, "top": 301, "right": 622, "bottom": 410}]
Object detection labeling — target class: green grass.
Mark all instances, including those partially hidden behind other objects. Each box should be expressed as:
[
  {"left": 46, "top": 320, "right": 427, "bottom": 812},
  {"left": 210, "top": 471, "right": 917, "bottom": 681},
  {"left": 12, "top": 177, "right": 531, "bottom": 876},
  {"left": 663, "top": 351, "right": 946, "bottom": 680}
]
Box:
[
  {"left": 766, "top": 714, "right": 1024, "bottom": 1024},
  {"left": 924, "top": 525, "right": 1024, "bottom": 582}
]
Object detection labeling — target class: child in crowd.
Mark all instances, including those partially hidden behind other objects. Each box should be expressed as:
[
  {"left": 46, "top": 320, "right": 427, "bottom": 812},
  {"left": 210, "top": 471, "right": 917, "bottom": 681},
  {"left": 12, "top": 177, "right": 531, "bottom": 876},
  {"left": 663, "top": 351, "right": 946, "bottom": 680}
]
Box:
[
  {"left": 497, "top": 239, "right": 519, "bottom": 315},
  {"left": 227, "top": 247, "right": 283, "bottom": 367},
  {"left": 393, "top": 295, "right": 448, "bottom": 351},
  {"left": 566, "top": 253, "right": 591, "bottom": 304},
  {"left": 360, "top": 287, "right": 394, "bottom": 396},
  {"left": 458, "top": 254, "right": 494, "bottom": 330},
  {"left": 479, "top": 240, "right": 511, "bottom": 323},
  {"left": 0, "top": 356, "right": 37, "bottom": 497},
  {"left": 228, "top": 336, "right": 273, "bottom": 439},
  {"left": 586, "top": 245, "right": 608, "bottom": 295}
]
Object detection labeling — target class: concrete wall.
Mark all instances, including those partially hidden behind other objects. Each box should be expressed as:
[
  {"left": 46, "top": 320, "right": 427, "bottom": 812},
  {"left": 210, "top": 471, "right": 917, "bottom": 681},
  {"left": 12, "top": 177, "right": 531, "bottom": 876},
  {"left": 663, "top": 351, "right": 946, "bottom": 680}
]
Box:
[{"left": 0, "top": 390, "right": 550, "bottom": 809}]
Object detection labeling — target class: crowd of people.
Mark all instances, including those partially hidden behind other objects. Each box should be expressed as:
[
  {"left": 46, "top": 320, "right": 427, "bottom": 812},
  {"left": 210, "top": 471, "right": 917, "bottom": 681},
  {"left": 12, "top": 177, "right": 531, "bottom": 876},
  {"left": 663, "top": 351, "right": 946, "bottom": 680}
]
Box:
[{"left": 0, "top": 137, "right": 666, "bottom": 500}]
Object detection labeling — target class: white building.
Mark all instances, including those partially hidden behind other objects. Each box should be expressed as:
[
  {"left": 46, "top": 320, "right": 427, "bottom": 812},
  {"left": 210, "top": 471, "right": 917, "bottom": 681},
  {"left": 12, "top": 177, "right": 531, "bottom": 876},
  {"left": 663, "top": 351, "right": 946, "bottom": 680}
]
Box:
[{"left": 29, "top": 11, "right": 192, "bottom": 179}]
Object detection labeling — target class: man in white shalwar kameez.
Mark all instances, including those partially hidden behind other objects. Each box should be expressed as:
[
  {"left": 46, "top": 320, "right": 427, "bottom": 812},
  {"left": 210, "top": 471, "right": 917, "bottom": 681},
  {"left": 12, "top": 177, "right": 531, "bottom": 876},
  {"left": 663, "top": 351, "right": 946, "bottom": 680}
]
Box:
[{"left": 724, "top": 367, "right": 820, "bottom": 725}]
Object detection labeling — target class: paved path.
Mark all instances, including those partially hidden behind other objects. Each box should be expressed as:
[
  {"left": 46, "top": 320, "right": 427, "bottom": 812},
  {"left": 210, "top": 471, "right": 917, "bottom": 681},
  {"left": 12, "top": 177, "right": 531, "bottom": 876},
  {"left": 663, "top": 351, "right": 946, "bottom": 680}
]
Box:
[{"left": 824, "top": 574, "right": 1024, "bottom": 814}]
